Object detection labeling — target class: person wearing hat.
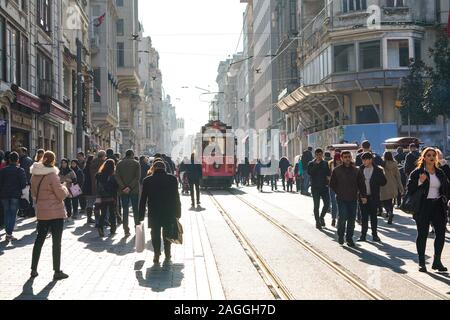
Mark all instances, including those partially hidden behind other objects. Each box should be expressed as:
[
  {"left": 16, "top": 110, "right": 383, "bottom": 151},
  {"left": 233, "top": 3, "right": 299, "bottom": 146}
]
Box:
[
  {"left": 358, "top": 152, "right": 387, "bottom": 242},
  {"left": 138, "top": 160, "right": 181, "bottom": 265}
]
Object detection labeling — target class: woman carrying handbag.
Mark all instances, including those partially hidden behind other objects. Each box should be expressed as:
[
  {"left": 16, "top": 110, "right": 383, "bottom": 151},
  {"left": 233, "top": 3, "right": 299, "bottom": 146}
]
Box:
[
  {"left": 30, "top": 151, "right": 70, "bottom": 280},
  {"left": 407, "top": 147, "right": 449, "bottom": 273}
]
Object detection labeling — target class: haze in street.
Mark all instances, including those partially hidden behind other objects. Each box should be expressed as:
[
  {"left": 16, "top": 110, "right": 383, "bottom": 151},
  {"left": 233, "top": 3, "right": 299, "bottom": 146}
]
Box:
[{"left": 139, "top": 0, "right": 246, "bottom": 135}]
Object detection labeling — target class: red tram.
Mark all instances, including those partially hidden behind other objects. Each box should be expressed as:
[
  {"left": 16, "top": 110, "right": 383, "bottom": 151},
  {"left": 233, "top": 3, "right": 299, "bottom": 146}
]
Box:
[{"left": 196, "top": 120, "right": 236, "bottom": 189}]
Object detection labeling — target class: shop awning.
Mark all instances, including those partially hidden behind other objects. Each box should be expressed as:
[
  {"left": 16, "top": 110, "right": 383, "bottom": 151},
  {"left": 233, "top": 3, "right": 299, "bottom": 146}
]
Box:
[
  {"left": 11, "top": 85, "right": 41, "bottom": 113},
  {"left": 48, "top": 98, "right": 71, "bottom": 121}
]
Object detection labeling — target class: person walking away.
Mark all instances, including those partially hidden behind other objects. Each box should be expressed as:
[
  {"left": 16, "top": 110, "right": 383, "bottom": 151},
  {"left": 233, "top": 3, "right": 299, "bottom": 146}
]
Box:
[
  {"left": 285, "top": 166, "right": 295, "bottom": 192},
  {"left": 95, "top": 159, "right": 119, "bottom": 237},
  {"left": 355, "top": 141, "right": 384, "bottom": 167},
  {"left": 69, "top": 160, "right": 84, "bottom": 219},
  {"left": 329, "top": 153, "right": 343, "bottom": 227},
  {"left": 407, "top": 147, "right": 448, "bottom": 272},
  {"left": 186, "top": 153, "right": 202, "bottom": 208},
  {"left": 395, "top": 147, "right": 407, "bottom": 208},
  {"left": 138, "top": 161, "right": 181, "bottom": 265},
  {"left": 18, "top": 147, "right": 34, "bottom": 218},
  {"left": 324, "top": 152, "right": 332, "bottom": 162},
  {"left": 83, "top": 155, "right": 96, "bottom": 224},
  {"left": 394, "top": 147, "right": 406, "bottom": 165},
  {"left": 405, "top": 143, "right": 420, "bottom": 177},
  {"left": 243, "top": 157, "right": 250, "bottom": 186},
  {"left": 330, "top": 151, "right": 367, "bottom": 247},
  {"left": 76, "top": 152, "right": 87, "bottom": 214},
  {"left": 59, "top": 159, "right": 77, "bottom": 219},
  {"left": 279, "top": 157, "right": 290, "bottom": 191},
  {"left": 358, "top": 152, "right": 387, "bottom": 242},
  {"left": 255, "top": 160, "right": 264, "bottom": 192},
  {"left": 380, "top": 152, "right": 404, "bottom": 225},
  {"left": 268, "top": 156, "right": 278, "bottom": 191},
  {"left": 436, "top": 149, "right": 450, "bottom": 227},
  {"left": 294, "top": 156, "right": 303, "bottom": 193},
  {"left": 115, "top": 150, "right": 140, "bottom": 237},
  {"left": 0, "top": 152, "right": 27, "bottom": 242},
  {"left": 34, "top": 149, "right": 45, "bottom": 163},
  {"left": 30, "top": 151, "right": 70, "bottom": 280},
  {"left": 301, "top": 147, "right": 313, "bottom": 195},
  {"left": 307, "top": 149, "right": 331, "bottom": 229},
  {"left": 139, "top": 156, "right": 151, "bottom": 185}
]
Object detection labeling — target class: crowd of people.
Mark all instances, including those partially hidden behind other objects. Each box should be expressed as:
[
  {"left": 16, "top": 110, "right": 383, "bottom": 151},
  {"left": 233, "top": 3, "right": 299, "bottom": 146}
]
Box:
[
  {"left": 0, "top": 148, "right": 181, "bottom": 280},
  {"left": 0, "top": 140, "right": 449, "bottom": 279}
]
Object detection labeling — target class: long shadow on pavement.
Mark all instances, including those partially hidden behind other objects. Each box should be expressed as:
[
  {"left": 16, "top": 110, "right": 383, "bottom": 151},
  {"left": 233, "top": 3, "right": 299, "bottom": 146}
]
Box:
[
  {"left": 13, "top": 278, "right": 57, "bottom": 300},
  {"left": 135, "top": 263, "right": 185, "bottom": 293}
]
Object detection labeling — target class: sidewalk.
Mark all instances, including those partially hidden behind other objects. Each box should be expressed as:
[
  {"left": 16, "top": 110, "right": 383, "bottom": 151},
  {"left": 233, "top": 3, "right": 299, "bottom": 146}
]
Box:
[{"left": 0, "top": 196, "right": 224, "bottom": 300}]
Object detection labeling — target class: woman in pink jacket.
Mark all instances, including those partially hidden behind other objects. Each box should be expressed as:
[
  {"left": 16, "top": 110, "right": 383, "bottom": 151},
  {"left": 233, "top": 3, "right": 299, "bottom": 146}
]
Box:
[
  {"left": 285, "top": 166, "right": 295, "bottom": 193},
  {"left": 30, "top": 151, "right": 70, "bottom": 281}
]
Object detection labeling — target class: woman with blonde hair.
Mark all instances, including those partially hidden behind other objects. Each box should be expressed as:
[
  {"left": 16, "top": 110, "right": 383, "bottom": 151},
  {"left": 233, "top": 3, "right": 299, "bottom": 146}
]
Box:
[
  {"left": 406, "top": 147, "right": 449, "bottom": 272},
  {"left": 30, "top": 151, "right": 70, "bottom": 280}
]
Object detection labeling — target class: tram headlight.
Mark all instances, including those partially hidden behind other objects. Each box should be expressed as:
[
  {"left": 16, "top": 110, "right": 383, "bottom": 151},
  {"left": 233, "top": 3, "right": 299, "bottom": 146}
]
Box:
[{"left": 213, "top": 162, "right": 221, "bottom": 170}]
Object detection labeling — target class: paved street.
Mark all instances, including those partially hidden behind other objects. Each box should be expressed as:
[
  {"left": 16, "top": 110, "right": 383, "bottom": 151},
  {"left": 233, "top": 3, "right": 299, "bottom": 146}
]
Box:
[{"left": 0, "top": 183, "right": 449, "bottom": 300}]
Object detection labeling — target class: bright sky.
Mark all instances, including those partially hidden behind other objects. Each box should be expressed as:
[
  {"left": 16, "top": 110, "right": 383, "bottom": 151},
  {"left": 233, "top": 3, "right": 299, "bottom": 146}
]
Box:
[{"left": 138, "top": 0, "right": 247, "bottom": 136}]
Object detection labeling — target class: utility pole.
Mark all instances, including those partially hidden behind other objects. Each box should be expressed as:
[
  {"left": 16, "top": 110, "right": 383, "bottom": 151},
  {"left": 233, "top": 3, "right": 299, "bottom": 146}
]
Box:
[{"left": 76, "top": 38, "right": 84, "bottom": 153}]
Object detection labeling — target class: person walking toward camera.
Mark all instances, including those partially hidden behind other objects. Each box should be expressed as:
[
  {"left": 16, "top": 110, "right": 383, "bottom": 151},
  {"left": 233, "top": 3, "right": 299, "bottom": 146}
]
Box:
[
  {"left": 380, "top": 152, "right": 404, "bottom": 225},
  {"left": 407, "top": 147, "right": 448, "bottom": 273},
  {"left": 0, "top": 151, "right": 27, "bottom": 242},
  {"left": 308, "top": 149, "right": 331, "bottom": 229},
  {"left": 69, "top": 160, "right": 84, "bottom": 219},
  {"left": 59, "top": 159, "right": 77, "bottom": 219},
  {"left": 186, "top": 153, "right": 203, "bottom": 208},
  {"left": 30, "top": 151, "right": 70, "bottom": 280},
  {"left": 82, "top": 155, "right": 96, "bottom": 224},
  {"left": 138, "top": 161, "right": 181, "bottom": 265}
]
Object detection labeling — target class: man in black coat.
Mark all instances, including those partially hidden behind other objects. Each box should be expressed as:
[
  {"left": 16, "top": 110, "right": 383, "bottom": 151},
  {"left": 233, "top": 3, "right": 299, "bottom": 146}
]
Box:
[
  {"left": 138, "top": 161, "right": 181, "bottom": 264},
  {"left": 185, "top": 153, "right": 203, "bottom": 208},
  {"left": 355, "top": 141, "right": 383, "bottom": 167},
  {"left": 301, "top": 147, "right": 313, "bottom": 195},
  {"left": 279, "top": 157, "right": 290, "bottom": 191},
  {"left": 358, "top": 152, "right": 387, "bottom": 242},
  {"left": 404, "top": 143, "right": 420, "bottom": 177}
]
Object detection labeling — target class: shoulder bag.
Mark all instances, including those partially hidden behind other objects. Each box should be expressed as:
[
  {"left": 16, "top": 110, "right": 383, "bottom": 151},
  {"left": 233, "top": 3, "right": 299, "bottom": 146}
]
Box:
[{"left": 400, "top": 187, "right": 425, "bottom": 215}]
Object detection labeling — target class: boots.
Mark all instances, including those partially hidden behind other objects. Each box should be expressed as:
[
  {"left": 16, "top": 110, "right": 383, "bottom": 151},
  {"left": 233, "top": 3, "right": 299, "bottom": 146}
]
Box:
[
  {"left": 86, "top": 208, "right": 95, "bottom": 224},
  {"left": 124, "top": 225, "right": 130, "bottom": 237},
  {"left": 419, "top": 256, "right": 427, "bottom": 273},
  {"left": 387, "top": 212, "right": 393, "bottom": 225},
  {"left": 432, "top": 255, "right": 448, "bottom": 272}
]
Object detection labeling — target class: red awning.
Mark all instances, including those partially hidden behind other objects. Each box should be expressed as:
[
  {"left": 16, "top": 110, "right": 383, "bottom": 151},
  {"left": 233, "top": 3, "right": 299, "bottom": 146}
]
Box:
[
  {"left": 49, "top": 99, "right": 71, "bottom": 121},
  {"left": 13, "top": 86, "right": 41, "bottom": 113}
]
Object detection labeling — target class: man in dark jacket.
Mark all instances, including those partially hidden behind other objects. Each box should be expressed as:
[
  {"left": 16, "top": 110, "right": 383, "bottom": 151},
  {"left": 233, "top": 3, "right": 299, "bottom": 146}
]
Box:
[
  {"left": 355, "top": 141, "right": 383, "bottom": 167},
  {"left": 301, "top": 147, "right": 313, "bottom": 195},
  {"left": 279, "top": 157, "right": 290, "bottom": 191},
  {"left": 404, "top": 143, "right": 420, "bottom": 177},
  {"left": 358, "top": 152, "right": 387, "bottom": 242},
  {"left": 139, "top": 156, "right": 151, "bottom": 184},
  {"left": 0, "top": 152, "right": 27, "bottom": 241},
  {"left": 18, "top": 147, "right": 34, "bottom": 217},
  {"left": 330, "top": 151, "right": 367, "bottom": 247},
  {"left": 138, "top": 161, "right": 181, "bottom": 264},
  {"left": 307, "top": 149, "right": 331, "bottom": 229},
  {"left": 185, "top": 153, "right": 202, "bottom": 207}
]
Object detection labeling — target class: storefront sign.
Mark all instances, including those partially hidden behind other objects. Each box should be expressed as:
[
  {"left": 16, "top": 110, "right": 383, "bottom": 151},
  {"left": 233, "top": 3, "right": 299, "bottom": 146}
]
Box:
[
  {"left": 11, "top": 110, "right": 33, "bottom": 131},
  {"left": 50, "top": 100, "right": 71, "bottom": 121},
  {"left": 15, "top": 89, "right": 41, "bottom": 113}
]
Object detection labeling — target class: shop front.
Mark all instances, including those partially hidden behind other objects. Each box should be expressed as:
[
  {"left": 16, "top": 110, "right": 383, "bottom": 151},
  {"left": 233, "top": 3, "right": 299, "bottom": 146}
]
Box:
[
  {"left": 10, "top": 109, "right": 33, "bottom": 152},
  {"left": 0, "top": 105, "right": 8, "bottom": 151}
]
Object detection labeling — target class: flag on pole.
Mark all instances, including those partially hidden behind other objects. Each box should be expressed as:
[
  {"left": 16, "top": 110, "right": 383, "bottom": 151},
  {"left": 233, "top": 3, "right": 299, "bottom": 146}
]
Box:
[
  {"left": 95, "top": 88, "right": 101, "bottom": 97},
  {"left": 94, "top": 13, "right": 106, "bottom": 27}
]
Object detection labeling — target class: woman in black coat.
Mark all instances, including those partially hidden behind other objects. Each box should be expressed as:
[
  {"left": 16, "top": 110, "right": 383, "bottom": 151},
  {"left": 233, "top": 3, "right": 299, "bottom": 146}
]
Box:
[
  {"left": 82, "top": 155, "right": 95, "bottom": 224},
  {"left": 138, "top": 160, "right": 181, "bottom": 264},
  {"left": 407, "top": 147, "right": 449, "bottom": 273}
]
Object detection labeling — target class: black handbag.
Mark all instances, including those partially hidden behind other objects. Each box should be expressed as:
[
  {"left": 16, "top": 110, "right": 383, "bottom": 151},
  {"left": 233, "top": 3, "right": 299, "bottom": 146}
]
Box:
[
  {"left": 166, "top": 219, "right": 183, "bottom": 245},
  {"left": 400, "top": 188, "right": 425, "bottom": 215}
]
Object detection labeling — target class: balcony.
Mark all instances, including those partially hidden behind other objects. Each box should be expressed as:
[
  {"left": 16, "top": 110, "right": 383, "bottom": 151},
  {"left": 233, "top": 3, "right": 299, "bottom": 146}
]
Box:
[{"left": 37, "top": 79, "right": 53, "bottom": 98}]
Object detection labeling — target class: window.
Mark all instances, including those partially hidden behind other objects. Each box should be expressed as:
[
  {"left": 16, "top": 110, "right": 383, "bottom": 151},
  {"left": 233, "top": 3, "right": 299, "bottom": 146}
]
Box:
[
  {"left": 359, "top": 40, "right": 381, "bottom": 70},
  {"left": 20, "top": 36, "right": 28, "bottom": 89},
  {"left": 36, "top": 52, "right": 52, "bottom": 96},
  {"left": 117, "top": 42, "right": 124, "bottom": 67},
  {"left": 386, "top": 0, "right": 404, "bottom": 7},
  {"left": 387, "top": 39, "right": 410, "bottom": 68},
  {"left": 289, "top": 0, "right": 297, "bottom": 33},
  {"left": 343, "top": 0, "right": 367, "bottom": 13},
  {"left": 6, "top": 25, "right": 18, "bottom": 84},
  {"left": 116, "top": 0, "right": 123, "bottom": 6},
  {"left": 93, "top": 68, "right": 101, "bottom": 103},
  {"left": 37, "top": 0, "right": 51, "bottom": 32},
  {"left": 116, "top": 19, "right": 124, "bottom": 36},
  {"left": 356, "top": 105, "right": 380, "bottom": 124},
  {"left": 334, "top": 44, "right": 356, "bottom": 73},
  {"left": 414, "top": 40, "right": 422, "bottom": 62}
]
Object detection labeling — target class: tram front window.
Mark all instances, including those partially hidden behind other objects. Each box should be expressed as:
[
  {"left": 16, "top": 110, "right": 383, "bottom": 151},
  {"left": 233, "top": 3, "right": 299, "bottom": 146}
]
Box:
[{"left": 204, "top": 136, "right": 225, "bottom": 158}]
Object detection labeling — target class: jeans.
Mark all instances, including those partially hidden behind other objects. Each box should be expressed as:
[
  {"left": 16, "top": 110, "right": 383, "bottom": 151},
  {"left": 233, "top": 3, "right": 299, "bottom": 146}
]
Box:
[
  {"left": 416, "top": 199, "right": 447, "bottom": 259},
  {"left": 121, "top": 194, "right": 139, "bottom": 229},
  {"left": 257, "top": 175, "right": 264, "bottom": 191},
  {"left": 189, "top": 180, "right": 200, "bottom": 206},
  {"left": 312, "top": 187, "right": 330, "bottom": 223},
  {"left": 1, "top": 198, "right": 19, "bottom": 236},
  {"left": 79, "top": 196, "right": 87, "bottom": 211},
  {"left": 360, "top": 196, "right": 379, "bottom": 236},
  {"left": 270, "top": 176, "right": 277, "bottom": 190},
  {"left": 296, "top": 178, "right": 302, "bottom": 193},
  {"left": 64, "top": 197, "right": 79, "bottom": 217},
  {"left": 31, "top": 219, "right": 64, "bottom": 272},
  {"left": 330, "top": 189, "right": 338, "bottom": 220},
  {"left": 382, "top": 199, "right": 394, "bottom": 217},
  {"left": 337, "top": 200, "right": 357, "bottom": 241},
  {"left": 302, "top": 174, "right": 310, "bottom": 194},
  {"left": 280, "top": 171, "right": 286, "bottom": 190},
  {"left": 151, "top": 224, "right": 172, "bottom": 257},
  {"left": 95, "top": 200, "right": 117, "bottom": 228}
]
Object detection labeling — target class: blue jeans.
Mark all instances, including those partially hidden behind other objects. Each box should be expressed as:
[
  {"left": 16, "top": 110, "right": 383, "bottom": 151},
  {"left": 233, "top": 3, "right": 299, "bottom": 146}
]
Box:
[
  {"left": 302, "top": 174, "right": 310, "bottom": 194},
  {"left": 337, "top": 199, "right": 357, "bottom": 241},
  {"left": 120, "top": 194, "right": 139, "bottom": 228},
  {"left": 330, "top": 189, "right": 338, "bottom": 220},
  {"left": 1, "top": 198, "right": 19, "bottom": 236}
]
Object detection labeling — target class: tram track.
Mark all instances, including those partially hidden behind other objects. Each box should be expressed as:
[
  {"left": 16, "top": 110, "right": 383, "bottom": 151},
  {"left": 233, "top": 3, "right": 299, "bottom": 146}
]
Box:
[{"left": 226, "top": 189, "right": 449, "bottom": 301}]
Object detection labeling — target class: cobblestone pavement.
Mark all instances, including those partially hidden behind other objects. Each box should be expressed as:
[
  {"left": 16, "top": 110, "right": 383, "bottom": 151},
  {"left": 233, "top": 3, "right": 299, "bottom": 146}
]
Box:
[{"left": 0, "top": 195, "right": 224, "bottom": 300}]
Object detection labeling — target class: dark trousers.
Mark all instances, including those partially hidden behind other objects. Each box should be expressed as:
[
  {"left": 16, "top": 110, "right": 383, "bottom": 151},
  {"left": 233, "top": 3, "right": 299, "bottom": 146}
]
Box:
[
  {"left": 31, "top": 219, "right": 64, "bottom": 272},
  {"left": 360, "top": 196, "right": 378, "bottom": 236},
  {"left": 280, "top": 171, "right": 286, "bottom": 190},
  {"left": 79, "top": 196, "right": 87, "bottom": 211},
  {"left": 257, "top": 175, "right": 264, "bottom": 191},
  {"left": 382, "top": 199, "right": 394, "bottom": 216},
  {"left": 337, "top": 200, "right": 357, "bottom": 241},
  {"left": 270, "top": 176, "right": 277, "bottom": 190},
  {"left": 189, "top": 180, "right": 200, "bottom": 206},
  {"left": 286, "top": 179, "right": 294, "bottom": 192},
  {"left": 312, "top": 187, "right": 330, "bottom": 223},
  {"left": 64, "top": 197, "right": 79, "bottom": 217},
  {"left": 95, "top": 200, "right": 117, "bottom": 228},
  {"left": 416, "top": 199, "right": 447, "bottom": 259},
  {"left": 295, "top": 178, "right": 301, "bottom": 193},
  {"left": 151, "top": 224, "right": 172, "bottom": 257}
]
